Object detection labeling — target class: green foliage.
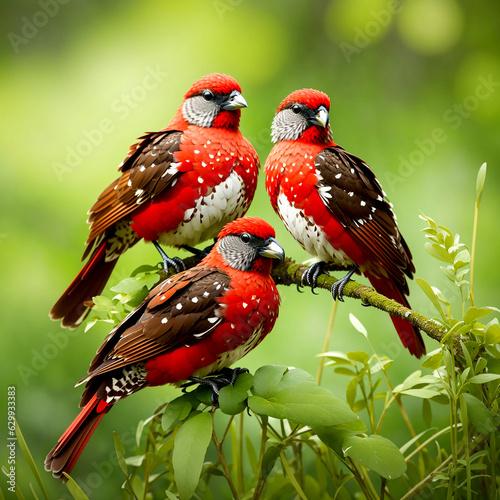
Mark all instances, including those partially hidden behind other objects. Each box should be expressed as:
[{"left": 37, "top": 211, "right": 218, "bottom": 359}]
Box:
[
  {"left": 96, "top": 163, "right": 497, "bottom": 499},
  {"left": 85, "top": 265, "right": 162, "bottom": 332},
  {"left": 15, "top": 164, "right": 498, "bottom": 498}
]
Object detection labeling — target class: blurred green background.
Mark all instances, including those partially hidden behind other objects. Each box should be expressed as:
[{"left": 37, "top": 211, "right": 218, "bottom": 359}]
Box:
[{"left": 1, "top": 0, "right": 499, "bottom": 497}]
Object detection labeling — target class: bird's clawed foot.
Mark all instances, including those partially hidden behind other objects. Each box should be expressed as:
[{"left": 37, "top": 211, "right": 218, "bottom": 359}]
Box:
[
  {"left": 153, "top": 241, "right": 185, "bottom": 274},
  {"left": 331, "top": 266, "right": 357, "bottom": 302},
  {"left": 300, "top": 261, "right": 327, "bottom": 294},
  {"left": 182, "top": 367, "right": 249, "bottom": 406}
]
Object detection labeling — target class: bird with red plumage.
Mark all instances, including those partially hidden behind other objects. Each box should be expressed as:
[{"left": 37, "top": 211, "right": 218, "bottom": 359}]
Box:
[
  {"left": 265, "top": 89, "right": 425, "bottom": 358},
  {"left": 50, "top": 73, "right": 259, "bottom": 329},
  {"left": 45, "top": 217, "right": 284, "bottom": 480}
]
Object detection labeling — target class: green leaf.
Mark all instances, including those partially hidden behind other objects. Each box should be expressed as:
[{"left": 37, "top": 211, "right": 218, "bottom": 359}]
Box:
[
  {"left": 91, "top": 295, "right": 114, "bottom": 312},
  {"left": 475, "top": 163, "right": 487, "bottom": 208},
  {"left": 464, "top": 306, "right": 499, "bottom": 324},
  {"left": 393, "top": 371, "right": 438, "bottom": 393},
  {"left": 349, "top": 314, "right": 367, "bottom": 338},
  {"left": 63, "top": 474, "right": 90, "bottom": 500},
  {"left": 261, "top": 445, "right": 282, "bottom": 480},
  {"left": 422, "top": 399, "right": 432, "bottom": 428},
  {"left": 333, "top": 366, "right": 357, "bottom": 376},
  {"left": 346, "top": 376, "right": 360, "bottom": 408},
  {"left": 421, "top": 351, "right": 443, "bottom": 370},
  {"left": 399, "top": 428, "right": 436, "bottom": 454},
  {"left": 251, "top": 365, "right": 290, "bottom": 398},
  {"left": 131, "top": 264, "right": 160, "bottom": 275},
  {"left": 461, "top": 393, "right": 495, "bottom": 434},
  {"left": 347, "top": 351, "right": 370, "bottom": 364},
  {"left": 125, "top": 455, "right": 145, "bottom": 467},
  {"left": 248, "top": 367, "right": 358, "bottom": 427},
  {"left": 370, "top": 358, "right": 393, "bottom": 375},
  {"left": 416, "top": 278, "right": 447, "bottom": 321},
  {"left": 425, "top": 242, "right": 451, "bottom": 263},
  {"left": 467, "top": 373, "right": 500, "bottom": 384},
  {"left": 343, "top": 435, "right": 407, "bottom": 479},
  {"left": 319, "top": 351, "right": 351, "bottom": 364},
  {"left": 419, "top": 212, "right": 437, "bottom": 230},
  {"left": 113, "top": 432, "right": 128, "bottom": 477},
  {"left": 218, "top": 372, "right": 254, "bottom": 415},
  {"left": 111, "top": 277, "right": 147, "bottom": 294},
  {"left": 313, "top": 420, "right": 367, "bottom": 457},
  {"left": 485, "top": 320, "right": 500, "bottom": 344},
  {"left": 173, "top": 412, "right": 212, "bottom": 500},
  {"left": 165, "top": 491, "right": 179, "bottom": 500},
  {"left": 161, "top": 395, "right": 197, "bottom": 432},
  {"left": 400, "top": 389, "right": 441, "bottom": 399},
  {"left": 14, "top": 419, "right": 50, "bottom": 500},
  {"left": 454, "top": 249, "right": 470, "bottom": 269},
  {"left": 135, "top": 420, "right": 144, "bottom": 447}
]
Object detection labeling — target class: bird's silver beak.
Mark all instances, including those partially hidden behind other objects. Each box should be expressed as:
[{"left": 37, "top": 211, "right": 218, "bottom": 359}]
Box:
[
  {"left": 221, "top": 91, "right": 248, "bottom": 110},
  {"left": 310, "top": 106, "right": 329, "bottom": 128},
  {"left": 259, "top": 237, "right": 285, "bottom": 262}
]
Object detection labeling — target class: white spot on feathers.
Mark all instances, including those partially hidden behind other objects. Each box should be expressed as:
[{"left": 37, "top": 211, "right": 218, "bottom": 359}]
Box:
[
  {"left": 161, "top": 317, "right": 168, "bottom": 324},
  {"left": 276, "top": 192, "right": 353, "bottom": 265},
  {"left": 158, "top": 170, "right": 248, "bottom": 247}
]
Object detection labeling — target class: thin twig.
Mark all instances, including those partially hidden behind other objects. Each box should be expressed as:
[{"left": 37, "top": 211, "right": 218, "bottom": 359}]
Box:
[{"left": 211, "top": 413, "right": 240, "bottom": 500}]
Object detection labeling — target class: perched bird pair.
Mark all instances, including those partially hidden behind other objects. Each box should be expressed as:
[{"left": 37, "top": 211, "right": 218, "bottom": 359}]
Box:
[{"left": 46, "top": 73, "right": 425, "bottom": 480}]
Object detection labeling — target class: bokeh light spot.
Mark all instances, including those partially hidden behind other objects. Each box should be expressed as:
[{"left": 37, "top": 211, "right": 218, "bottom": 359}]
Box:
[
  {"left": 325, "top": 0, "right": 396, "bottom": 44},
  {"left": 397, "top": 0, "right": 463, "bottom": 55}
]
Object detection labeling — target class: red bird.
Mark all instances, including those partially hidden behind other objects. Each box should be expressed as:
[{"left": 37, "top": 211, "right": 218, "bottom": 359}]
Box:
[
  {"left": 264, "top": 89, "right": 425, "bottom": 358},
  {"left": 45, "top": 217, "right": 284, "bottom": 480},
  {"left": 50, "top": 73, "right": 259, "bottom": 328}
]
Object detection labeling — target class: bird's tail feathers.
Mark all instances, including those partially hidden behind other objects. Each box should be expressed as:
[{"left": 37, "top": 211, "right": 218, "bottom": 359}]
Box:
[
  {"left": 44, "top": 394, "right": 111, "bottom": 481},
  {"left": 49, "top": 241, "right": 118, "bottom": 329},
  {"left": 368, "top": 275, "right": 426, "bottom": 358}
]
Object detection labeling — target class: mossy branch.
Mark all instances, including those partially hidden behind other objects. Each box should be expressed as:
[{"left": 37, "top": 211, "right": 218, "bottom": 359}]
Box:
[
  {"left": 271, "top": 258, "right": 447, "bottom": 343},
  {"left": 159, "top": 255, "right": 447, "bottom": 345}
]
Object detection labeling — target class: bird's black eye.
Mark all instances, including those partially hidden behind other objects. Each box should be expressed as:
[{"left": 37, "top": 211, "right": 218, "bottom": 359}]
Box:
[
  {"left": 240, "top": 233, "right": 251, "bottom": 244},
  {"left": 202, "top": 90, "right": 214, "bottom": 101},
  {"left": 291, "top": 104, "right": 301, "bottom": 114}
]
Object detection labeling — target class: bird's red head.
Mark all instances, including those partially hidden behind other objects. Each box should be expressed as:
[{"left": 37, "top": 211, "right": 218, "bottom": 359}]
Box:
[
  {"left": 204, "top": 217, "right": 284, "bottom": 274},
  {"left": 167, "top": 73, "right": 246, "bottom": 130},
  {"left": 217, "top": 217, "right": 276, "bottom": 241},
  {"left": 276, "top": 89, "right": 330, "bottom": 114},
  {"left": 272, "top": 89, "right": 333, "bottom": 145},
  {"left": 184, "top": 73, "right": 242, "bottom": 100}
]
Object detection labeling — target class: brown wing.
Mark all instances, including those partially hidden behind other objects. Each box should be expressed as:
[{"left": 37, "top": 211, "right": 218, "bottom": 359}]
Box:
[
  {"left": 78, "top": 266, "right": 230, "bottom": 383},
  {"left": 86, "top": 130, "right": 183, "bottom": 242},
  {"left": 314, "top": 146, "right": 414, "bottom": 290}
]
